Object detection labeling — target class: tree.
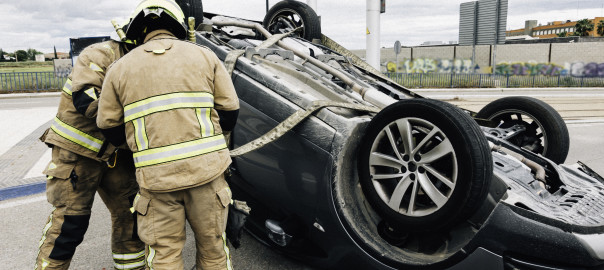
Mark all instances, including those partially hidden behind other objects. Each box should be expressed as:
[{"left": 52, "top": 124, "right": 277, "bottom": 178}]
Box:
[
  {"left": 26, "top": 48, "right": 43, "bottom": 61},
  {"left": 0, "top": 48, "right": 4, "bottom": 62},
  {"left": 575, "top": 18, "right": 594, "bottom": 36},
  {"left": 557, "top": 31, "right": 568, "bottom": 37},
  {"left": 597, "top": 20, "right": 604, "bottom": 36},
  {"left": 15, "top": 50, "right": 27, "bottom": 61}
]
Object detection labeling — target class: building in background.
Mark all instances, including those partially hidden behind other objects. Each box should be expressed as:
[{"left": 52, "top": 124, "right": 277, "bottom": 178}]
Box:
[
  {"left": 43, "top": 52, "right": 70, "bottom": 60},
  {"left": 507, "top": 17, "right": 604, "bottom": 39}
]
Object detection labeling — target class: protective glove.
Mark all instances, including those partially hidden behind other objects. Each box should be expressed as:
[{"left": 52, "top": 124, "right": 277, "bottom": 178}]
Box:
[{"left": 226, "top": 200, "right": 251, "bottom": 248}]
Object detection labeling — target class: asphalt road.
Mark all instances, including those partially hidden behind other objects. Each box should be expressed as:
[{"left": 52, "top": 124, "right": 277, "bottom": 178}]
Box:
[{"left": 0, "top": 90, "right": 603, "bottom": 269}]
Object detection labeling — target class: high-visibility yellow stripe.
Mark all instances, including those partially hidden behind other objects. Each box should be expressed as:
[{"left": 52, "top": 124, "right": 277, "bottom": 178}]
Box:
[
  {"left": 41, "top": 259, "right": 49, "bottom": 270},
  {"left": 133, "top": 135, "right": 226, "bottom": 168},
  {"left": 123, "top": 92, "right": 214, "bottom": 123},
  {"left": 62, "top": 79, "right": 73, "bottom": 96},
  {"left": 114, "top": 260, "right": 145, "bottom": 270},
  {"left": 113, "top": 250, "right": 145, "bottom": 260},
  {"left": 133, "top": 118, "right": 149, "bottom": 151},
  {"left": 147, "top": 246, "right": 156, "bottom": 270},
  {"left": 51, "top": 117, "right": 104, "bottom": 152},
  {"left": 222, "top": 232, "right": 233, "bottom": 270},
  {"left": 84, "top": 87, "right": 97, "bottom": 100},
  {"left": 35, "top": 209, "right": 55, "bottom": 270},
  {"left": 196, "top": 108, "right": 214, "bottom": 137},
  {"left": 130, "top": 193, "right": 140, "bottom": 214},
  {"left": 89, "top": 62, "right": 103, "bottom": 72},
  {"left": 37, "top": 211, "right": 53, "bottom": 249}
]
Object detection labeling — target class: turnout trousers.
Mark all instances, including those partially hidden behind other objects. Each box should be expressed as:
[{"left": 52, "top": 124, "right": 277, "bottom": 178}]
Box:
[
  {"left": 35, "top": 147, "right": 145, "bottom": 270},
  {"left": 133, "top": 175, "right": 232, "bottom": 270}
]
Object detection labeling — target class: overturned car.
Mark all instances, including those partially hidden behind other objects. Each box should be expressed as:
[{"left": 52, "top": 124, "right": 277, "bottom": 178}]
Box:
[{"left": 178, "top": 1, "right": 604, "bottom": 269}]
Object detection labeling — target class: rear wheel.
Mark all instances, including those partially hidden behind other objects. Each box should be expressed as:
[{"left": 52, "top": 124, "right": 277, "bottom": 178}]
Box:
[
  {"left": 476, "top": 96, "right": 569, "bottom": 164},
  {"left": 263, "top": 0, "right": 322, "bottom": 41},
  {"left": 358, "top": 99, "right": 492, "bottom": 232}
]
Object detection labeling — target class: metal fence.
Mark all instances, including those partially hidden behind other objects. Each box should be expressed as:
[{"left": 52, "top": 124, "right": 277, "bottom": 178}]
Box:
[
  {"left": 2, "top": 71, "right": 604, "bottom": 91},
  {"left": 0, "top": 72, "right": 67, "bottom": 92},
  {"left": 385, "top": 73, "right": 604, "bottom": 88}
]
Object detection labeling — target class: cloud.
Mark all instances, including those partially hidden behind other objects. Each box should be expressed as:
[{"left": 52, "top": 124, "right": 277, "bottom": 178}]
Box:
[
  {"left": 0, "top": 1, "right": 136, "bottom": 53},
  {"left": 2, "top": 0, "right": 604, "bottom": 54}
]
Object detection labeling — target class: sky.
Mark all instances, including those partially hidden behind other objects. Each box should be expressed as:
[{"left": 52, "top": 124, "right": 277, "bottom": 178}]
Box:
[{"left": 2, "top": 0, "right": 604, "bottom": 54}]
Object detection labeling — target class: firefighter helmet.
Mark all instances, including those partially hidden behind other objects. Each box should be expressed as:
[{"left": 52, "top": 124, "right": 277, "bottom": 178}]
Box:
[{"left": 124, "top": 0, "right": 187, "bottom": 42}]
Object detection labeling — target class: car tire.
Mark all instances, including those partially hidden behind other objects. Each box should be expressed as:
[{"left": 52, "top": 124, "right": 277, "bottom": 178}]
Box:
[
  {"left": 263, "top": 0, "right": 322, "bottom": 41},
  {"left": 476, "top": 96, "right": 569, "bottom": 164},
  {"left": 358, "top": 99, "right": 492, "bottom": 232}
]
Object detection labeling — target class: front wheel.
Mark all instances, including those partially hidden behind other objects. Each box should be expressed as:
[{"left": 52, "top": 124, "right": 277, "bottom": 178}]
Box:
[{"left": 358, "top": 99, "right": 493, "bottom": 232}]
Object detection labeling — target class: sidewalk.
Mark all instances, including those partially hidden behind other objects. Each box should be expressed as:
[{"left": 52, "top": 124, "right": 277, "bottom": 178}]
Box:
[
  {"left": 0, "top": 96, "right": 57, "bottom": 200},
  {"left": 0, "top": 92, "right": 61, "bottom": 99}
]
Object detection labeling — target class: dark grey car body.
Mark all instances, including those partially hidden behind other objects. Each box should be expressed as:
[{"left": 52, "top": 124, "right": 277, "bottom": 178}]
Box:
[{"left": 189, "top": 9, "right": 604, "bottom": 270}]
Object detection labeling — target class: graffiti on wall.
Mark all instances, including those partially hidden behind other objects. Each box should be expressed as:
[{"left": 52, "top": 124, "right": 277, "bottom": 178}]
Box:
[
  {"left": 387, "top": 59, "right": 604, "bottom": 77},
  {"left": 387, "top": 58, "right": 480, "bottom": 74},
  {"left": 495, "top": 61, "right": 604, "bottom": 77},
  {"left": 53, "top": 59, "right": 73, "bottom": 78},
  {"left": 494, "top": 62, "right": 564, "bottom": 76},
  {"left": 569, "top": 62, "right": 604, "bottom": 77}
]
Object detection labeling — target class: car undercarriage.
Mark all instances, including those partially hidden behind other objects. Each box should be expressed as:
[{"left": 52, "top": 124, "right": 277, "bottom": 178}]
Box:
[{"left": 173, "top": 1, "right": 604, "bottom": 269}]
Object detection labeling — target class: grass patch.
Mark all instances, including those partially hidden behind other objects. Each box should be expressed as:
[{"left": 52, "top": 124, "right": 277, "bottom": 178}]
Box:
[{"left": 0, "top": 61, "right": 54, "bottom": 73}]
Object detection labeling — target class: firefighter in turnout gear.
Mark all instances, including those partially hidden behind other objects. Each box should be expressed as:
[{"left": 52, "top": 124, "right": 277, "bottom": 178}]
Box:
[
  {"left": 97, "top": 0, "right": 239, "bottom": 269},
  {"left": 35, "top": 39, "right": 145, "bottom": 269}
]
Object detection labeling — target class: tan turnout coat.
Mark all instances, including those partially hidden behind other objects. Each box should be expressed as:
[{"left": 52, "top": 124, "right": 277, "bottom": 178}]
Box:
[
  {"left": 97, "top": 30, "right": 239, "bottom": 192},
  {"left": 44, "top": 40, "right": 124, "bottom": 162}
]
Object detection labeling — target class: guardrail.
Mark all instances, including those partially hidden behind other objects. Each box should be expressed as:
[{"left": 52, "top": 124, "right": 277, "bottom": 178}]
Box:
[
  {"left": 0, "top": 72, "right": 67, "bottom": 92},
  {"left": 385, "top": 73, "right": 604, "bottom": 88}
]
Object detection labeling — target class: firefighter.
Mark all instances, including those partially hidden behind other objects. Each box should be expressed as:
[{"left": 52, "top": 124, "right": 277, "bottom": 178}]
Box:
[
  {"left": 35, "top": 36, "right": 145, "bottom": 269},
  {"left": 96, "top": 0, "right": 239, "bottom": 269}
]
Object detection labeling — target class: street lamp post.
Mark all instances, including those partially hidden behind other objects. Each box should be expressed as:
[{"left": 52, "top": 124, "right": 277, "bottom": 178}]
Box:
[{"left": 366, "top": 0, "right": 381, "bottom": 70}]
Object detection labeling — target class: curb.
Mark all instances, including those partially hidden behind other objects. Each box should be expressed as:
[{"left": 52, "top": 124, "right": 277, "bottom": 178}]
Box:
[
  {"left": 412, "top": 87, "right": 604, "bottom": 93},
  {"left": 0, "top": 92, "right": 61, "bottom": 99},
  {"left": 0, "top": 181, "right": 46, "bottom": 201}
]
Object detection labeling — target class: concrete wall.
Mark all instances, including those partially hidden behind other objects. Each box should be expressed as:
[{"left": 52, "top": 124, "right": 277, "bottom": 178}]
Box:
[
  {"left": 550, "top": 43, "right": 604, "bottom": 63},
  {"left": 494, "top": 43, "right": 550, "bottom": 63},
  {"left": 455, "top": 45, "right": 491, "bottom": 68}
]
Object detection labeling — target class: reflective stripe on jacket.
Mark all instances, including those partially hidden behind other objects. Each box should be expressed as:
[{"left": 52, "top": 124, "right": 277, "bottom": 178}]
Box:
[
  {"left": 44, "top": 40, "right": 124, "bottom": 161},
  {"left": 126, "top": 92, "right": 226, "bottom": 168},
  {"left": 97, "top": 30, "right": 239, "bottom": 192}
]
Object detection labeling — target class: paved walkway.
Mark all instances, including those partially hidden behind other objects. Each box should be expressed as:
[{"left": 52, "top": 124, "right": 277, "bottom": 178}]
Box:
[{"left": 0, "top": 93, "right": 57, "bottom": 200}]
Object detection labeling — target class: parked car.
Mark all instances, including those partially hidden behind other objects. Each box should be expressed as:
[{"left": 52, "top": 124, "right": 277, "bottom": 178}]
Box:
[{"left": 178, "top": 1, "right": 604, "bottom": 269}]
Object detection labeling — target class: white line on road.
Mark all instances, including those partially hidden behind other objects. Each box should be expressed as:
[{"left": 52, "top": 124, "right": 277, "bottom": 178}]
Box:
[
  {"left": 0, "top": 194, "right": 46, "bottom": 210},
  {"left": 566, "top": 119, "right": 604, "bottom": 124}
]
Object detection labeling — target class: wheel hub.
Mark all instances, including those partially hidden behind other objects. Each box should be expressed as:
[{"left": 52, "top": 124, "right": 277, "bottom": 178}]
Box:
[
  {"left": 368, "top": 117, "right": 458, "bottom": 217},
  {"left": 407, "top": 162, "right": 417, "bottom": 172}
]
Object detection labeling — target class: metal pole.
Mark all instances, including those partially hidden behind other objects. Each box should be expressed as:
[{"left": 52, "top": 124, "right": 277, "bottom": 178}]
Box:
[
  {"left": 492, "top": 0, "right": 500, "bottom": 75},
  {"left": 471, "top": 1, "right": 477, "bottom": 73},
  {"left": 366, "top": 0, "right": 381, "bottom": 70},
  {"left": 266, "top": 0, "right": 269, "bottom": 13}
]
